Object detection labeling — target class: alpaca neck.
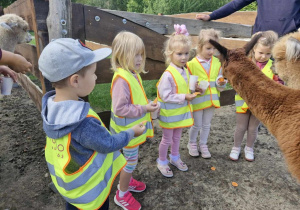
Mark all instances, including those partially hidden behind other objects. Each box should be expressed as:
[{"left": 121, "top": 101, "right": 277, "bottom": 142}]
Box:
[
  {"left": 0, "top": 34, "right": 16, "bottom": 52},
  {"left": 228, "top": 64, "right": 287, "bottom": 127}
]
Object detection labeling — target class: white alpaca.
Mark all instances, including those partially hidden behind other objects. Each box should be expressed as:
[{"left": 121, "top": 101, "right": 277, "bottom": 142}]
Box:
[{"left": 0, "top": 14, "right": 32, "bottom": 52}]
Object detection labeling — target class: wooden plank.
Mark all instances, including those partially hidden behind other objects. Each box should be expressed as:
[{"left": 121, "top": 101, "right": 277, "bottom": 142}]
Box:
[
  {"left": 47, "top": 0, "right": 72, "bottom": 41},
  {"left": 85, "top": 41, "right": 165, "bottom": 83},
  {"left": 84, "top": 6, "right": 166, "bottom": 63},
  {"left": 72, "top": 3, "right": 85, "bottom": 42},
  {"left": 17, "top": 74, "right": 43, "bottom": 111},
  {"left": 103, "top": 9, "right": 253, "bottom": 38},
  {"left": 170, "top": 11, "right": 257, "bottom": 26},
  {"left": 220, "top": 89, "right": 236, "bottom": 106}
]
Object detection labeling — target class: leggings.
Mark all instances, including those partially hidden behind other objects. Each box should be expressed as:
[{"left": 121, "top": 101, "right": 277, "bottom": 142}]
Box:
[
  {"left": 159, "top": 128, "right": 183, "bottom": 161},
  {"left": 234, "top": 111, "right": 260, "bottom": 148},
  {"left": 122, "top": 146, "right": 139, "bottom": 173},
  {"left": 189, "top": 107, "right": 215, "bottom": 145}
]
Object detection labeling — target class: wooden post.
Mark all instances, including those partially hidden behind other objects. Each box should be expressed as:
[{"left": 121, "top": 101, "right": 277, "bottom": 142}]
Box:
[{"left": 46, "top": 0, "right": 72, "bottom": 41}]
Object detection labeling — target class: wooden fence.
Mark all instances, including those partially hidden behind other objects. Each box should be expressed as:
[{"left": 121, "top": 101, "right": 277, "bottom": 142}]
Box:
[{"left": 3, "top": 0, "right": 255, "bottom": 125}]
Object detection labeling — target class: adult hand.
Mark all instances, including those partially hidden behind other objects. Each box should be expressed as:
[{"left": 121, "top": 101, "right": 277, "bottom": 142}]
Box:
[
  {"left": 0, "top": 65, "right": 18, "bottom": 82},
  {"left": 131, "top": 123, "right": 146, "bottom": 137},
  {"left": 196, "top": 14, "right": 210, "bottom": 21},
  {"left": 9, "top": 54, "right": 32, "bottom": 74}
]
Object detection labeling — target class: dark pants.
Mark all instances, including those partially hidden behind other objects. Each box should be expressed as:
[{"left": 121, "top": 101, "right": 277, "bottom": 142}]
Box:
[{"left": 66, "top": 197, "right": 109, "bottom": 210}]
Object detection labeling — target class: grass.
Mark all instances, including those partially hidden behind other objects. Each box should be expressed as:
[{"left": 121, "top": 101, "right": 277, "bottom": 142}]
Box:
[{"left": 88, "top": 80, "right": 158, "bottom": 112}]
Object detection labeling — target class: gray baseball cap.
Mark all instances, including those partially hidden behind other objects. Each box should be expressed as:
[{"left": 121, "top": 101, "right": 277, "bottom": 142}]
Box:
[{"left": 38, "top": 38, "right": 112, "bottom": 82}]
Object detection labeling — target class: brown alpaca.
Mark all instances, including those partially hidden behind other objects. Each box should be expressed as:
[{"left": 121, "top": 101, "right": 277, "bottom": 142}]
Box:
[
  {"left": 272, "top": 31, "right": 300, "bottom": 89},
  {"left": 209, "top": 36, "right": 300, "bottom": 182}
]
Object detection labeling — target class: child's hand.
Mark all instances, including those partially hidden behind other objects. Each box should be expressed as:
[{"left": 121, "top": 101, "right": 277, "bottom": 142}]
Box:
[
  {"left": 217, "top": 77, "right": 227, "bottom": 86},
  {"left": 146, "top": 102, "right": 159, "bottom": 112},
  {"left": 0, "top": 66, "right": 18, "bottom": 82},
  {"left": 132, "top": 122, "right": 146, "bottom": 137},
  {"left": 195, "top": 85, "right": 204, "bottom": 94},
  {"left": 185, "top": 93, "right": 197, "bottom": 101}
]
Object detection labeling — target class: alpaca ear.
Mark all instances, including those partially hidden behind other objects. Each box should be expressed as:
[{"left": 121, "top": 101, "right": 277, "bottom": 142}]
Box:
[
  {"left": 0, "top": 22, "right": 13, "bottom": 31},
  {"left": 244, "top": 33, "right": 263, "bottom": 55},
  {"left": 209, "top": 39, "right": 228, "bottom": 61},
  {"left": 286, "top": 37, "right": 300, "bottom": 61}
]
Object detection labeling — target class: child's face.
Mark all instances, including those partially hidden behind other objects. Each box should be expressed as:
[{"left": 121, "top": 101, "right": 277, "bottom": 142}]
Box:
[
  {"left": 133, "top": 52, "right": 143, "bottom": 71},
  {"left": 171, "top": 46, "right": 190, "bottom": 68},
  {"left": 253, "top": 43, "right": 272, "bottom": 63},
  {"left": 198, "top": 42, "right": 215, "bottom": 60},
  {"left": 77, "top": 63, "right": 97, "bottom": 97}
]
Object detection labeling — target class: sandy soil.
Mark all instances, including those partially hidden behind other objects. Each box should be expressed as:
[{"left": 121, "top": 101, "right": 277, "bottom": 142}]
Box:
[{"left": 0, "top": 86, "right": 299, "bottom": 210}]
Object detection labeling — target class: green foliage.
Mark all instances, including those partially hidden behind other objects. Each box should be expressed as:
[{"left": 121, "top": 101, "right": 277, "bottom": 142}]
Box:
[
  {"left": 240, "top": 2, "right": 257, "bottom": 11},
  {"left": 89, "top": 80, "right": 158, "bottom": 111},
  {"left": 0, "top": 0, "right": 17, "bottom": 8}
]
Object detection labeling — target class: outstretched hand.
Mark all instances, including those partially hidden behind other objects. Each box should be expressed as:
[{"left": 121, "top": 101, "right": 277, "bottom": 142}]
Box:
[
  {"left": 196, "top": 14, "right": 210, "bottom": 21},
  {"left": 185, "top": 93, "right": 197, "bottom": 101},
  {"left": 9, "top": 54, "right": 32, "bottom": 74},
  {"left": 131, "top": 122, "right": 146, "bottom": 137}
]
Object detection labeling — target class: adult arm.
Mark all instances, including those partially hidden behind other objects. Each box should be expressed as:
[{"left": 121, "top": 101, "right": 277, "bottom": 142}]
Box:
[
  {"left": 197, "top": 0, "right": 255, "bottom": 21},
  {"left": 0, "top": 49, "right": 32, "bottom": 74}
]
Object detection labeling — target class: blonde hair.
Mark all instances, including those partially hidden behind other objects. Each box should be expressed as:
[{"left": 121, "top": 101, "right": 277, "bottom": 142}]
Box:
[
  {"left": 250, "top": 30, "right": 278, "bottom": 60},
  {"left": 111, "top": 31, "right": 146, "bottom": 74},
  {"left": 164, "top": 33, "right": 192, "bottom": 65},
  {"left": 197, "top": 28, "right": 222, "bottom": 54}
]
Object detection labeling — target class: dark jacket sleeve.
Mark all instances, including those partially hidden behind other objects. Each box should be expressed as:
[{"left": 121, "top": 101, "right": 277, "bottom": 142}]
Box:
[
  {"left": 72, "top": 117, "right": 134, "bottom": 154},
  {"left": 209, "top": 0, "right": 256, "bottom": 20}
]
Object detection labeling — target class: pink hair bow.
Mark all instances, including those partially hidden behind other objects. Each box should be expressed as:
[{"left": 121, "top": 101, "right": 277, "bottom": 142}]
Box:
[{"left": 174, "top": 24, "right": 189, "bottom": 36}]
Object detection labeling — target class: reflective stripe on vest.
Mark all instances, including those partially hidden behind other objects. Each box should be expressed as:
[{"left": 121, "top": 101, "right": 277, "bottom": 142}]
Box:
[
  {"left": 186, "top": 56, "right": 221, "bottom": 111},
  {"left": 157, "top": 65, "right": 194, "bottom": 129},
  {"left": 235, "top": 59, "right": 274, "bottom": 113},
  {"left": 110, "top": 68, "right": 153, "bottom": 148},
  {"left": 45, "top": 109, "right": 126, "bottom": 209}
]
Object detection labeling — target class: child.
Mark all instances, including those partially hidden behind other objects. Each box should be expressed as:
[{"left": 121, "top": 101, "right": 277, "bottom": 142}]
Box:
[
  {"left": 156, "top": 24, "right": 197, "bottom": 177},
  {"left": 110, "top": 31, "right": 159, "bottom": 210},
  {"left": 39, "top": 38, "right": 145, "bottom": 210},
  {"left": 186, "top": 29, "right": 227, "bottom": 158},
  {"left": 230, "top": 30, "right": 281, "bottom": 161}
]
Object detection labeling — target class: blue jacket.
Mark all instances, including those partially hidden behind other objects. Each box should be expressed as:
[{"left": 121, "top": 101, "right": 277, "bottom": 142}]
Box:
[
  {"left": 41, "top": 90, "right": 134, "bottom": 167},
  {"left": 209, "top": 0, "right": 300, "bottom": 36}
]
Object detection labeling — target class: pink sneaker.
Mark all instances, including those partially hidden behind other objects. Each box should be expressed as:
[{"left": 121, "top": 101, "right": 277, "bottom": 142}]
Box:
[
  {"left": 117, "top": 178, "right": 146, "bottom": 192},
  {"left": 170, "top": 158, "right": 188, "bottom": 171},
  {"left": 114, "top": 190, "right": 141, "bottom": 210},
  {"left": 199, "top": 145, "right": 211, "bottom": 159},
  {"left": 187, "top": 143, "right": 199, "bottom": 157}
]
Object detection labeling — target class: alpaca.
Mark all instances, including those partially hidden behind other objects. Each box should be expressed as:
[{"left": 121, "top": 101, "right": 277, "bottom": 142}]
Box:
[
  {"left": 0, "top": 14, "right": 32, "bottom": 52},
  {"left": 272, "top": 31, "right": 300, "bottom": 89},
  {"left": 209, "top": 36, "right": 300, "bottom": 182}
]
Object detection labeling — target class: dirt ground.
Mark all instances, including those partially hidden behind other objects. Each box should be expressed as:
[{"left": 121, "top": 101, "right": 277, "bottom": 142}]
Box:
[{"left": 1, "top": 86, "right": 300, "bottom": 210}]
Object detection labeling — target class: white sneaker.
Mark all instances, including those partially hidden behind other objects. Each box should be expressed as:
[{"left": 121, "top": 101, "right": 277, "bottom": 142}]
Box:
[
  {"left": 199, "top": 145, "right": 211, "bottom": 158},
  {"left": 187, "top": 143, "right": 199, "bottom": 157},
  {"left": 244, "top": 146, "right": 254, "bottom": 161},
  {"left": 229, "top": 147, "right": 241, "bottom": 161}
]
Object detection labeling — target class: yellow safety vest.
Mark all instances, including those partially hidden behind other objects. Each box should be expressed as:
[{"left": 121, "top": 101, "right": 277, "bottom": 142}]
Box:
[
  {"left": 45, "top": 109, "right": 126, "bottom": 210},
  {"left": 186, "top": 56, "right": 222, "bottom": 111},
  {"left": 235, "top": 59, "right": 273, "bottom": 113},
  {"left": 110, "top": 68, "right": 153, "bottom": 148},
  {"left": 157, "top": 65, "right": 194, "bottom": 129}
]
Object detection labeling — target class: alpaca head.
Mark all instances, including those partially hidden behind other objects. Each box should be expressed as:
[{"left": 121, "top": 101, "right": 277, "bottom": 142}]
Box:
[
  {"left": 0, "top": 14, "right": 32, "bottom": 52},
  {"left": 272, "top": 31, "right": 300, "bottom": 89},
  {"left": 209, "top": 33, "right": 262, "bottom": 80}
]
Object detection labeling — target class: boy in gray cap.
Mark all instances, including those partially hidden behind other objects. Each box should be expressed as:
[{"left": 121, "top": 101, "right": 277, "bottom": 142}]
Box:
[{"left": 39, "top": 38, "right": 145, "bottom": 210}]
